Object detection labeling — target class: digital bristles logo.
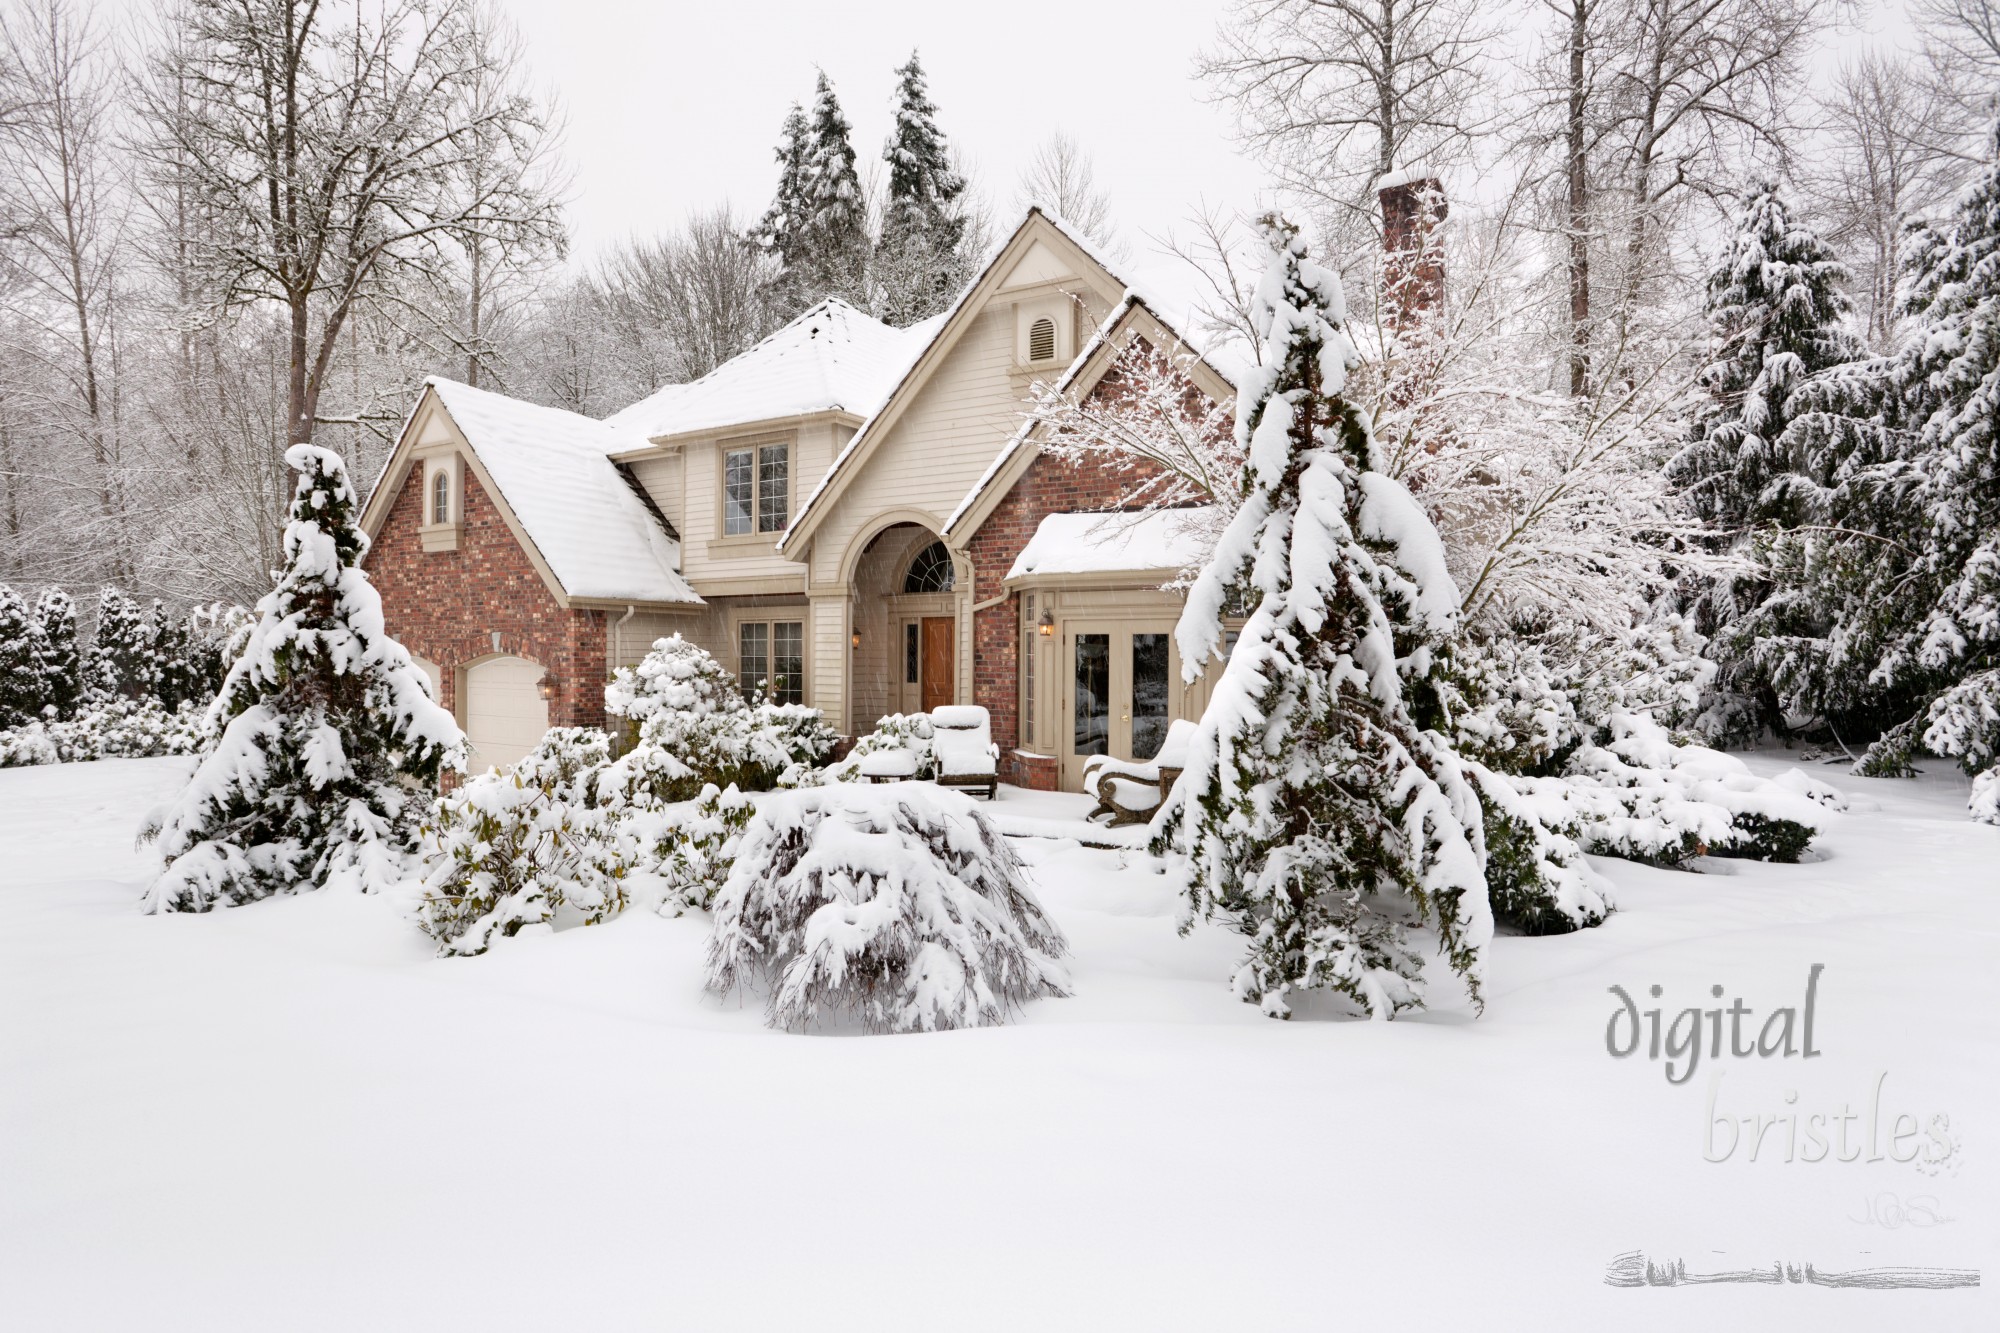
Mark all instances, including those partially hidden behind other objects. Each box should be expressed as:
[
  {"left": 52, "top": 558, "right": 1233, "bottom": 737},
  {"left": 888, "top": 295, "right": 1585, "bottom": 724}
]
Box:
[{"left": 1601, "top": 965, "right": 1979, "bottom": 1294}]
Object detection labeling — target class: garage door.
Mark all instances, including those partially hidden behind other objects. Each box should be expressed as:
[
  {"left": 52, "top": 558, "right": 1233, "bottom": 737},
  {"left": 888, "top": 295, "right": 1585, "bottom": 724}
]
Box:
[{"left": 464, "top": 655, "right": 549, "bottom": 773}]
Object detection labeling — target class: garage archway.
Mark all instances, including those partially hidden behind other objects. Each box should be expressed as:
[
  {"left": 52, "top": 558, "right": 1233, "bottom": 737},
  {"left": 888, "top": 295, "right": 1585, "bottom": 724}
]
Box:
[{"left": 462, "top": 655, "right": 548, "bottom": 773}]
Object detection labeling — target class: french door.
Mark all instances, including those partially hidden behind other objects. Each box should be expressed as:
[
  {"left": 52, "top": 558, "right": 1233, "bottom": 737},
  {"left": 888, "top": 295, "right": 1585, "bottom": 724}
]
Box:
[{"left": 1062, "top": 621, "right": 1176, "bottom": 790}]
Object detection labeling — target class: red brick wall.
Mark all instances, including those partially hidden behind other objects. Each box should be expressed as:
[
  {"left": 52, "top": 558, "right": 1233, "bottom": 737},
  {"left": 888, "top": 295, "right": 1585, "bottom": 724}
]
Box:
[
  {"left": 364, "top": 466, "right": 607, "bottom": 731},
  {"left": 964, "top": 446, "right": 1163, "bottom": 784}
]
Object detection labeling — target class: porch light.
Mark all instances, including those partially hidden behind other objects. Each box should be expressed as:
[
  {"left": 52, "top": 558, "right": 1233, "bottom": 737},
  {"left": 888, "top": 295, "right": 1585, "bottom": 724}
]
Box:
[
  {"left": 1037, "top": 609, "right": 1055, "bottom": 637},
  {"left": 851, "top": 631, "right": 861, "bottom": 649},
  {"left": 536, "top": 672, "right": 557, "bottom": 701}
]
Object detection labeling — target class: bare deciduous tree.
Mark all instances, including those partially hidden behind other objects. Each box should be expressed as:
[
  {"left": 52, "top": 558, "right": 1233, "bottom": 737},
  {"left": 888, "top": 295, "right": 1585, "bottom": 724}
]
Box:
[
  {"left": 1014, "top": 131, "right": 1120, "bottom": 255},
  {"left": 133, "top": 0, "right": 563, "bottom": 452},
  {"left": 0, "top": 0, "right": 129, "bottom": 579},
  {"left": 1200, "top": 0, "right": 1495, "bottom": 253}
]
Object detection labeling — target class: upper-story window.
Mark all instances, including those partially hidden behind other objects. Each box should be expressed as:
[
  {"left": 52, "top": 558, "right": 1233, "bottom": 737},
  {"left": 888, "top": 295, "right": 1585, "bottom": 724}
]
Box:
[
  {"left": 430, "top": 467, "right": 452, "bottom": 525},
  {"left": 724, "top": 442, "right": 788, "bottom": 536}
]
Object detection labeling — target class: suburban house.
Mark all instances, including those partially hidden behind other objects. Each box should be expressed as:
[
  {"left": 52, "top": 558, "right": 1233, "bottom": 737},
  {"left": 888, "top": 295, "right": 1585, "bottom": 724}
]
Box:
[{"left": 360, "top": 207, "right": 1239, "bottom": 791}]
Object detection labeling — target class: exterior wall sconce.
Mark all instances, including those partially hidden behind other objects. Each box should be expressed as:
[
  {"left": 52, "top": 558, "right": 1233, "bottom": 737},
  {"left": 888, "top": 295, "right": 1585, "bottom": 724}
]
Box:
[
  {"left": 851, "top": 631, "right": 861, "bottom": 649},
  {"left": 536, "top": 672, "right": 557, "bottom": 701},
  {"left": 1037, "top": 609, "right": 1056, "bottom": 637}
]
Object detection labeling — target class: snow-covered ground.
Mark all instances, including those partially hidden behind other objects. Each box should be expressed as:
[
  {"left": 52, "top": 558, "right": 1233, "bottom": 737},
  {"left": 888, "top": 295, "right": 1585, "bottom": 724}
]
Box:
[{"left": 2, "top": 757, "right": 1992, "bottom": 1330}]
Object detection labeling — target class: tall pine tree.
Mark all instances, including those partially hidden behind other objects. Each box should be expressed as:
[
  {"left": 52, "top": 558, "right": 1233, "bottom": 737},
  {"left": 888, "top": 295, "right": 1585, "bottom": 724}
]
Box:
[
  {"left": 1154, "top": 216, "right": 1490, "bottom": 1019},
  {"left": 143, "top": 446, "right": 463, "bottom": 912},
  {"left": 753, "top": 101, "right": 813, "bottom": 319},
  {"left": 876, "top": 51, "right": 969, "bottom": 325},
  {"left": 32, "top": 590, "right": 82, "bottom": 720},
  {"left": 795, "top": 71, "right": 870, "bottom": 307},
  {"left": 1667, "top": 184, "right": 1861, "bottom": 740}
]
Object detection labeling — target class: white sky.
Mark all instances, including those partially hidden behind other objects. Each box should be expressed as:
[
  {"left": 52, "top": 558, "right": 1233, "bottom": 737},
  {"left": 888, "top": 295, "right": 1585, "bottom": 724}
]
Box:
[{"left": 497, "top": 0, "right": 1271, "bottom": 305}]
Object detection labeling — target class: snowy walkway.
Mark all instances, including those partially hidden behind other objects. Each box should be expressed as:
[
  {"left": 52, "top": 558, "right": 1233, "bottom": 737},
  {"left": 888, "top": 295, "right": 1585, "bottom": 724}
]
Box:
[{"left": 1, "top": 756, "right": 1993, "bottom": 1331}]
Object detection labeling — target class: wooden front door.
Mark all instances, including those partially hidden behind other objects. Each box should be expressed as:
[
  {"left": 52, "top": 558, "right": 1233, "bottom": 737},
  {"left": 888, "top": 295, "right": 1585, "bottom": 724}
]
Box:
[{"left": 920, "top": 617, "right": 954, "bottom": 712}]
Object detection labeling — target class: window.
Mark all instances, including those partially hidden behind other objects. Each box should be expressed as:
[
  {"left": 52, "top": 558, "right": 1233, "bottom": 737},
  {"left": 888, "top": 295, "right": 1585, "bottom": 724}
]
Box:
[
  {"left": 903, "top": 541, "right": 955, "bottom": 593},
  {"left": 430, "top": 467, "right": 451, "bottom": 525},
  {"left": 1022, "top": 597, "right": 1036, "bottom": 748},
  {"left": 1027, "top": 316, "right": 1056, "bottom": 363},
  {"left": 904, "top": 622, "right": 920, "bottom": 685},
  {"left": 758, "top": 445, "right": 788, "bottom": 532},
  {"left": 739, "top": 619, "right": 804, "bottom": 705},
  {"left": 724, "top": 442, "right": 789, "bottom": 537},
  {"left": 723, "top": 449, "right": 753, "bottom": 535}
]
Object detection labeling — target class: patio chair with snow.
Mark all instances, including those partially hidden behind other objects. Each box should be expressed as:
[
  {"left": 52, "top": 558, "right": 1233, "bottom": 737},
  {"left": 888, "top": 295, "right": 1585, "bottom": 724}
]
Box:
[
  {"left": 1083, "top": 718, "right": 1197, "bottom": 827},
  {"left": 929, "top": 705, "right": 1000, "bottom": 800}
]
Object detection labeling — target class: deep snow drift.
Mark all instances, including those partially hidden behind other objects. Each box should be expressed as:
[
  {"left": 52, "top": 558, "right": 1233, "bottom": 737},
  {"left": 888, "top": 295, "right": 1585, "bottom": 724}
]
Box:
[{"left": 1, "top": 756, "right": 1993, "bottom": 1330}]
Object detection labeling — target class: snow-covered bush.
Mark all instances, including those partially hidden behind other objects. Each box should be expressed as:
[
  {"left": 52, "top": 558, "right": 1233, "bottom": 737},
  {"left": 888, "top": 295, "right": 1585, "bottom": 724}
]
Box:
[
  {"left": 827, "top": 712, "right": 936, "bottom": 781},
  {"left": 1155, "top": 215, "right": 1490, "bottom": 1020},
  {"left": 0, "top": 698, "right": 207, "bottom": 767},
  {"left": 1557, "top": 714, "right": 1835, "bottom": 866},
  {"left": 604, "top": 634, "right": 828, "bottom": 795},
  {"left": 141, "top": 446, "right": 463, "bottom": 913},
  {"left": 1972, "top": 768, "right": 1999, "bottom": 826},
  {"left": 1462, "top": 761, "right": 1613, "bottom": 935},
  {"left": 417, "top": 729, "right": 634, "bottom": 956},
  {"left": 753, "top": 701, "right": 840, "bottom": 782},
  {"left": 706, "top": 784, "right": 1071, "bottom": 1032},
  {"left": 656, "top": 783, "right": 754, "bottom": 916}
]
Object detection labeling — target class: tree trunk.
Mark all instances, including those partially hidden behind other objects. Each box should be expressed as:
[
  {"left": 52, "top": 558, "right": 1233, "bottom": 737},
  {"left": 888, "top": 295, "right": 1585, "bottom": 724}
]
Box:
[{"left": 1566, "top": 0, "right": 1591, "bottom": 399}]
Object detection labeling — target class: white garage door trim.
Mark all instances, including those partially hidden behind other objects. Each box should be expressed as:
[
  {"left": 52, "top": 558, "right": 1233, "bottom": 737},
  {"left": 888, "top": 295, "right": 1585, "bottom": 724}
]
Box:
[{"left": 464, "top": 655, "right": 549, "bottom": 774}]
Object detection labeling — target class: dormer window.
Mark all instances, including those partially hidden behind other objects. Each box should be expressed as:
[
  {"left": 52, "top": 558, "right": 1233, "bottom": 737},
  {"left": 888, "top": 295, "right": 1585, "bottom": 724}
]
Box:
[
  {"left": 1027, "top": 317, "right": 1056, "bottom": 363},
  {"left": 431, "top": 468, "right": 451, "bottom": 525}
]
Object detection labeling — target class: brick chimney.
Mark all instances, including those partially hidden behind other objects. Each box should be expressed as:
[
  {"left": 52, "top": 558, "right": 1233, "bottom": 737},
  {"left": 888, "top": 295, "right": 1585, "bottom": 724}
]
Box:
[{"left": 1378, "top": 173, "right": 1449, "bottom": 336}]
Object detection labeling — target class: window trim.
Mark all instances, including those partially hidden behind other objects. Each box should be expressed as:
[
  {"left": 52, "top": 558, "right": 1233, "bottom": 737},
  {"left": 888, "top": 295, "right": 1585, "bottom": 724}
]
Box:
[{"left": 418, "top": 453, "right": 462, "bottom": 552}]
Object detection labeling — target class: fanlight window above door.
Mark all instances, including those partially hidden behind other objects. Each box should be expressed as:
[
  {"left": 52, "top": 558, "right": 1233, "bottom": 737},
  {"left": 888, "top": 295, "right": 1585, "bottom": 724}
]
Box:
[{"left": 903, "top": 541, "right": 955, "bottom": 593}]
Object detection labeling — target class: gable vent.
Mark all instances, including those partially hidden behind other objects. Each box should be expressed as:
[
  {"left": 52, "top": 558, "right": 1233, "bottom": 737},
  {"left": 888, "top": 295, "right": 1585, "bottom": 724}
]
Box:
[{"left": 1028, "top": 316, "right": 1056, "bottom": 363}]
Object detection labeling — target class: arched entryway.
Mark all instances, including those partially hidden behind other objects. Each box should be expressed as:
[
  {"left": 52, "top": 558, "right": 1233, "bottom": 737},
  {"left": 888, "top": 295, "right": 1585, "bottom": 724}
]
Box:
[
  {"left": 461, "top": 654, "right": 548, "bottom": 773},
  {"left": 846, "top": 520, "right": 961, "bottom": 725}
]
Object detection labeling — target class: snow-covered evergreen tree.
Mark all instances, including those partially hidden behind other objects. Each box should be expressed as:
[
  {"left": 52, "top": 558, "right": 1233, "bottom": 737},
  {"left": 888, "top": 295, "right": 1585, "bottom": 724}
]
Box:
[
  {"left": 1665, "top": 184, "right": 1861, "bottom": 739},
  {"left": 1154, "top": 215, "right": 1491, "bottom": 1019},
  {"left": 86, "top": 588, "right": 150, "bottom": 702},
  {"left": 1669, "top": 184, "right": 1861, "bottom": 532},
  {"left": 31, "top": 590, "right": 82, "bottom": 720},
  {"left": 706, "top": 784, "right": 1071, "bottom": 1032},
  {"left": 142, "top": 446, "right": 463, "bottom": 912},
  {"left": 0, "top": 586, "right": 39, "bottom": 728},
  {"left": 752, "top": 101, "right": 814, "bottom": 319},
  {"left": 1747, "top": 132, "right": 2000, "bottom": 798},
  {"left": 795, "top": 72, "right": 870, "bottom": 307},
  {"left": 875, "top": 50, "right": 969, "bottom": 325},
  {"left": 147, "top": 604, "right": 209, "bottom": 712}
]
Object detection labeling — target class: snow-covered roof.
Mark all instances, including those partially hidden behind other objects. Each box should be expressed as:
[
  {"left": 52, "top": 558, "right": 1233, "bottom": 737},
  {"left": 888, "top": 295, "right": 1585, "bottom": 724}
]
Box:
[
  {"left": 1006, "top": 508, "right": 1215, "bottom": 580},
  {"left": 424, "top": 378, "right": 699, "bottom": 606},
  {"left": 603, "top": 299, "right": 939, "bottom": 444}
]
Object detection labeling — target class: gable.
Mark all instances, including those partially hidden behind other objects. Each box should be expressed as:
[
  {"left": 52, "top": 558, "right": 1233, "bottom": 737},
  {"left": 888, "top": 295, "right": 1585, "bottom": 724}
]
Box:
[
  {"left": 996, "top": 238, "right": 1079, "bottom": 290},
  {"left": 361, "top": 381, "right": 699, "bottom": 610},
  {"left": 779, "top": 210, "right": 1129, "bottom": 563}
]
